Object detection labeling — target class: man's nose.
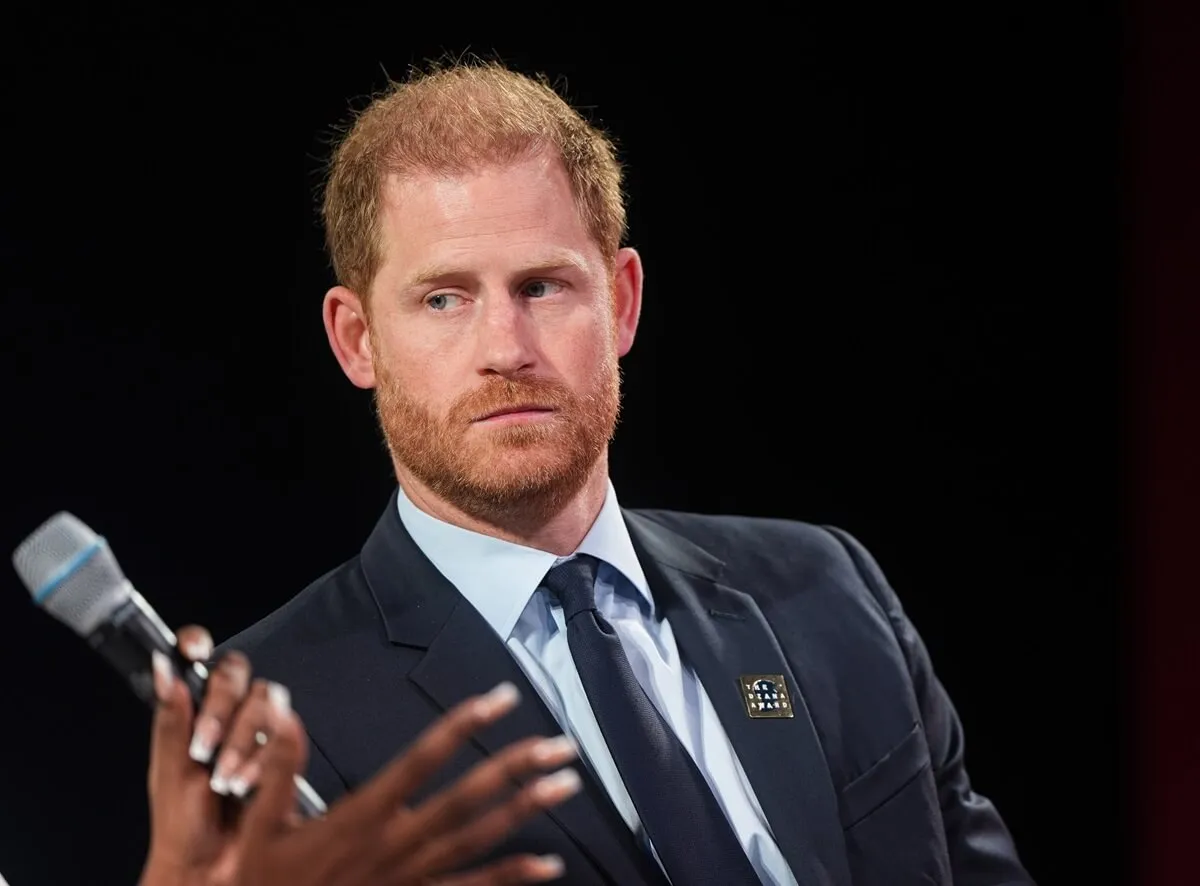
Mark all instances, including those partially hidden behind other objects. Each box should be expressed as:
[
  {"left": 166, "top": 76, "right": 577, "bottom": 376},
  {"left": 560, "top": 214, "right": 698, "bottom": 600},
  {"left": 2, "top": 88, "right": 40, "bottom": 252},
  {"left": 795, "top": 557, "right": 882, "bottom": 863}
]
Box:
[{"left": 476, "top": 292, "right": 536, "bottom": 376}]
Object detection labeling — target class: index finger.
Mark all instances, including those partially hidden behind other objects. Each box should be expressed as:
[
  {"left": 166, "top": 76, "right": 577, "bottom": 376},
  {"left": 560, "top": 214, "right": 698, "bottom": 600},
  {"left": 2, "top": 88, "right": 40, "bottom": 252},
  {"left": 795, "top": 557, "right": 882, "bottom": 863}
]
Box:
[
  {"left": 146, "top": 650, "right": 197, "bottom": 798},
  {"left": 354, "top": 682, "right": 521, "bottom": 814}
]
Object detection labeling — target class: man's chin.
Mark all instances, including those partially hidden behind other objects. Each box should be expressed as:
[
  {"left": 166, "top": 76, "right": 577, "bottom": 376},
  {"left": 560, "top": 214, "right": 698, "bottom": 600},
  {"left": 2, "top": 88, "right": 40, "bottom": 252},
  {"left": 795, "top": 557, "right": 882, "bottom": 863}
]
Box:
[
  {"left": 467, "top": 446, "right": 583, "bottom": 489},
  {"left": 446, "top": 443, "right": 596, "bottom": 503},
  {"left": 387, "top": 415, "right": 611, "bottom": 523}
]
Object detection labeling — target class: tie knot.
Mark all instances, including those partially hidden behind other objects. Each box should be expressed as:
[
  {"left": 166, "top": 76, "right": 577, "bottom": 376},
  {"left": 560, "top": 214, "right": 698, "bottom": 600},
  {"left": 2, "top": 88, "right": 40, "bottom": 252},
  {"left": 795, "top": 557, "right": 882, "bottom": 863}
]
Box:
[{"left": 542, "top": 554, "right": 601, "bottom": 621}]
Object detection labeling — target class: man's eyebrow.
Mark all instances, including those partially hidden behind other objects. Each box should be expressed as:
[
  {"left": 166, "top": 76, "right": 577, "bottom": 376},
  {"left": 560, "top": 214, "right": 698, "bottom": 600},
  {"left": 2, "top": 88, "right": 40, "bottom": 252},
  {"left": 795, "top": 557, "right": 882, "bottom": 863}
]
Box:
[{"left": 402, "top": 254, "right": 591, "bottom": 290}]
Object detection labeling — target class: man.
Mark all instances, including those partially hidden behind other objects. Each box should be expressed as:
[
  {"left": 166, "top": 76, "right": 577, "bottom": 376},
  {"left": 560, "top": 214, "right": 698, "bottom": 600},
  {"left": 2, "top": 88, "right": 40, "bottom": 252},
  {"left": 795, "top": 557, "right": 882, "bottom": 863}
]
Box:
[{"left": 216, "top": 61, "right": 1032, "bottom": 885}]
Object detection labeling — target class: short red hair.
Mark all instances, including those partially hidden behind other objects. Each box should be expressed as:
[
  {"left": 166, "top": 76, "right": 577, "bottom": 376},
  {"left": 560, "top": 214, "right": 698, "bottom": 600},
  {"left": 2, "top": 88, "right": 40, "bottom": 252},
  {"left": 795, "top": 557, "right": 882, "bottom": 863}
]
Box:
[{"left": 322, "top": 61, "right": 627, "bottom": 298}]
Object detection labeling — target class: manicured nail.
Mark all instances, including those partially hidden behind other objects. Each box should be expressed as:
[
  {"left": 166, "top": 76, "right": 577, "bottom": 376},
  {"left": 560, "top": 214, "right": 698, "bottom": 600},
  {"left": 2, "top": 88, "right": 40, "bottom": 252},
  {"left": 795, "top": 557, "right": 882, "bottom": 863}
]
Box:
[
  {"left": 532, "top": 854, "right": 565, "bottom": 880},
  {"left": 228, "top": 758, "right": 262, "bottom": 798},
  {"left": 150, "top": 650, "right": 173, "bottom": 702},
  {"left": 210, "top": 749, "right": 241, "bottom": 795},
  {"left": 267, "top": 682, "right": 291, "bottom": 715},
  {"left": 532, "top": 735, "right": 577, "bottom": 766},
  {"left": 475, "top": 681, "right": 520, "bottom": 719},
  {"left": 182, "top": 637, "right": 212, "bottom": 661},
  {"left": 189, "top": 715, "right": 221, "bottom": 764},
  {"left": 533, "top": 768, "right": 582, "bottom": 803}
]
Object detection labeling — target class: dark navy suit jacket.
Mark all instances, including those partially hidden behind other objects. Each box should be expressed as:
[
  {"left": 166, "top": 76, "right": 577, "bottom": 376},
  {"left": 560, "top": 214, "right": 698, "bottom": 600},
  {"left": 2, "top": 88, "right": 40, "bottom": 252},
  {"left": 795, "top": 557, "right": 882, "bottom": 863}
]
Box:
[{"left": 221, "top": 494, "right": 1033, "bottom": 885}]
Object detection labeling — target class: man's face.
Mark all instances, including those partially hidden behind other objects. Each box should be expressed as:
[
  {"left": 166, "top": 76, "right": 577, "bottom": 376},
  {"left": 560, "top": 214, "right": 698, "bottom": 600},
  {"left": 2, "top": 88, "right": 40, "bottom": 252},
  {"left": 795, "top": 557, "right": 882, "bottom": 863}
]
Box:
[{"left": 363, "top": 153, "right": 632, "bottom": 525}]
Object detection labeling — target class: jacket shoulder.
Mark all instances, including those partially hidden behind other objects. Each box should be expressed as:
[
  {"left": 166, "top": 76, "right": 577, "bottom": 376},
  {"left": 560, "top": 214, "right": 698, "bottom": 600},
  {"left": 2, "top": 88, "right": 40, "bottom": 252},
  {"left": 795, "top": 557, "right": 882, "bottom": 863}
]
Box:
[
  {"left": 629, "top": 507, "right": 860, "bottom": 571},
  {"left": 215, "top": 556, "right": 380, "bottom": 668},
  {"left": 627, "top": 507, "right": 901, "bottom": 616}
]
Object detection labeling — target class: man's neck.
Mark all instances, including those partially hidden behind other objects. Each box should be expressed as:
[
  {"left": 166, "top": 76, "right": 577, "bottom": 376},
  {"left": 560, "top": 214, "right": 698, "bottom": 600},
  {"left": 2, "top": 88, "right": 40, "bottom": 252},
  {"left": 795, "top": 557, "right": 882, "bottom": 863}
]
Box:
[{"left": 393, "top": 457, "right": 611, "bottom": 556}]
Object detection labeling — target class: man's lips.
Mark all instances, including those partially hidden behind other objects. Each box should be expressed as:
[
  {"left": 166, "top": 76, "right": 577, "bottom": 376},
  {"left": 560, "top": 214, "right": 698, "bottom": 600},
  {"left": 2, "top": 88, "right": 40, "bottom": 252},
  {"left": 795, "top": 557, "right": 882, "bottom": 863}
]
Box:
[{"left": 473, "top": 404, "right": 557, "bottom": 423}]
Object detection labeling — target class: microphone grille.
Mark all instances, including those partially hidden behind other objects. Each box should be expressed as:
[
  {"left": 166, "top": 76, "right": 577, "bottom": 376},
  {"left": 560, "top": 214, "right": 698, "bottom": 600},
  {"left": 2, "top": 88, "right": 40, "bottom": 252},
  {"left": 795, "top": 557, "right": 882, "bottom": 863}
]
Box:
[{"left": 12, "top": 512, "right": 132, "bottom": 636}]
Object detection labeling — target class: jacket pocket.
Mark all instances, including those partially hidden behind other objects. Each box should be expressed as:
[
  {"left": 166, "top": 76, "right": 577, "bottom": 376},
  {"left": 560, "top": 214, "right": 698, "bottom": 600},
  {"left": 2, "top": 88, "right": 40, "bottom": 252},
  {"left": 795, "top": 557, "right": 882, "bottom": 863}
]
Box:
[{"left": 837, "top": 720, "right": 931, "bottom": 829}]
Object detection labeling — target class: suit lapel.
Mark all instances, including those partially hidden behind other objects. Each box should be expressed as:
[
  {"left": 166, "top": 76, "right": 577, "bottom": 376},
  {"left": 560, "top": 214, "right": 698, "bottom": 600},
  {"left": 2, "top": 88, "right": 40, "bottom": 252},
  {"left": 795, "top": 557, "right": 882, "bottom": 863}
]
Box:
[
  {"left": 625, "top": 511, "right": 852, "bottom": 886},
  {"left": 361, "top": 494, "right": 668, "bottom": 886}
]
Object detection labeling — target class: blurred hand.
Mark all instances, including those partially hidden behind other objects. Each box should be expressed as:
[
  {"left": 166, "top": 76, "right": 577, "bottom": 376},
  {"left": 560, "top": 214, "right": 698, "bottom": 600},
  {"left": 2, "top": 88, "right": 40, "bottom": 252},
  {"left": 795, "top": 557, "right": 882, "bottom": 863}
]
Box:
[{"left": 139, "top": 626, "right": 579, "bottom": 886}]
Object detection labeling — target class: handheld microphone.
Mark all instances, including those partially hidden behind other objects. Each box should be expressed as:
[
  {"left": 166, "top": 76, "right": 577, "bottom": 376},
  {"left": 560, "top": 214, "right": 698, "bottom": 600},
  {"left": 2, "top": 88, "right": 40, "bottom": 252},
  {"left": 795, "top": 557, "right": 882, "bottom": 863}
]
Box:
[{"left": 11, "top": 511, "right": 327, "bottom": 819}]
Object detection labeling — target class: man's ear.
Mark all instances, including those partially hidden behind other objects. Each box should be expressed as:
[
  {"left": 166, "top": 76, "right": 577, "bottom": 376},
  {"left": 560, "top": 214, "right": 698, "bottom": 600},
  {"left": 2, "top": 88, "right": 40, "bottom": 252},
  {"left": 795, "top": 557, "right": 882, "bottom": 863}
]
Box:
[
  {"left": 612, "top": 247, "right": 644, "bottom": 357},
  {"left": 322, "top": 286, "right": 375, "bottom": 389}
]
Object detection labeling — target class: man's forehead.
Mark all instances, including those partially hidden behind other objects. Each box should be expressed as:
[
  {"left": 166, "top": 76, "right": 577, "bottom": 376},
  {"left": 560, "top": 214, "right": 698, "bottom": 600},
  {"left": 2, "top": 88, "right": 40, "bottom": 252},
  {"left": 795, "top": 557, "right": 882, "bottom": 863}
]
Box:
[{"left": 375, "top": 158, "right": 594, "bottom": 264}]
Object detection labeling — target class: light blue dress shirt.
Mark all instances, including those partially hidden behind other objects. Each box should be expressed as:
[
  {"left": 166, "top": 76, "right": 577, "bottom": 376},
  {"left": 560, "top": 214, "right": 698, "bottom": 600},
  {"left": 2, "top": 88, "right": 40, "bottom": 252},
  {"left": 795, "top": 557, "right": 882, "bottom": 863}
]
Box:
[{"left": 396, "top": 482, "right": 798, "bottom": 886}]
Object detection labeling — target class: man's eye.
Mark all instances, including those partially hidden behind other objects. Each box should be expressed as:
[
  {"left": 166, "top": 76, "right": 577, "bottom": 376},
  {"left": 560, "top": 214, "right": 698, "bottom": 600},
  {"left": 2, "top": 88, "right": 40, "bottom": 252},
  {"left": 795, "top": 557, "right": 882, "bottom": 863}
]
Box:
[
  {"left": 523, "top": 280, "right": 564, "bottom": 299},
  {"left": 426, "top": 293, "right": 462, "bottom": 311}
]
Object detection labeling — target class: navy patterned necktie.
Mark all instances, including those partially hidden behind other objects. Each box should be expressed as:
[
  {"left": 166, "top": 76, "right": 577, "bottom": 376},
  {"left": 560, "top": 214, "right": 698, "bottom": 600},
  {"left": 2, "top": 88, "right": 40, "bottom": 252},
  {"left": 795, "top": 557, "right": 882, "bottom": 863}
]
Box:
[{"left": 542, "top": 555, "right": 760, "bottom": 885}]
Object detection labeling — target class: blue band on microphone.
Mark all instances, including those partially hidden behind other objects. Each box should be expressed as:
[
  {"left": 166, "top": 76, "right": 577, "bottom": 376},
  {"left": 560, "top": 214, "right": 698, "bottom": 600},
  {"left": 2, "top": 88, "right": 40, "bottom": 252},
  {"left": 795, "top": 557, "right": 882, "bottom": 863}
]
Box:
[{"left": 34, "top": 538, "right": 105, "bottom": 604}]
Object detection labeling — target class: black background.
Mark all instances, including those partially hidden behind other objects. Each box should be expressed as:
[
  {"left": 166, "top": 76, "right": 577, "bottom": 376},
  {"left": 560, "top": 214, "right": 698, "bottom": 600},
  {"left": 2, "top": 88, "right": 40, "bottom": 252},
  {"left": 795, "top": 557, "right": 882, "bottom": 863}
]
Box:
[{"left": 0, "top": 5, "right": 1128, "bottom": 885}]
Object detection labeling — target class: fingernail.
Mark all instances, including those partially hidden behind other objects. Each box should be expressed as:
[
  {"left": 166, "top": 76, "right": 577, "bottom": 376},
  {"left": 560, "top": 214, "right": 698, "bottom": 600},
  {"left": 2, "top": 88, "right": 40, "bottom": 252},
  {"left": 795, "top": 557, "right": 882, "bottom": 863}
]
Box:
[
  {"left": 229, "top": 759, "right": 261, "bottom": 798},
  {"left": 532, "top": 735, "right": 578, "bottom": 766},
  {"left": 189, "top": 734, "right": 213, "bottom": 764},
  {"left": 475, "top": 681, "right": 520, "bottom": 719},
  {"left": 267, "top": 682, "right": 291, "bottom": 715},
  {"left": 150, "top": 650, "right": 173, "bottom": 702},
  {"left": 188, "top": 716, "right": 219, "bottom": 764},
  {"left": 533, "top": 854, "right": 565, "bottom": 879},
  {"left": 211, "top": 749, "right": 241, "bottom": 793},
  {"left": 183, "top": 637, "right": 212, "bottom": 661},
  {"left": 533, "top": 768, "right": 582, "bottom": 803}
]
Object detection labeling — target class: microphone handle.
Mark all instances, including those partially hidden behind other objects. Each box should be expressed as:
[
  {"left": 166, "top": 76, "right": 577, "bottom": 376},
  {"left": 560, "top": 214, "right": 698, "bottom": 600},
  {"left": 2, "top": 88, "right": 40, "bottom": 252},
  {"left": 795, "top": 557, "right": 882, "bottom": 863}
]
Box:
[{"left": 88, "top": 591, "right": 327, "bottom": 818}]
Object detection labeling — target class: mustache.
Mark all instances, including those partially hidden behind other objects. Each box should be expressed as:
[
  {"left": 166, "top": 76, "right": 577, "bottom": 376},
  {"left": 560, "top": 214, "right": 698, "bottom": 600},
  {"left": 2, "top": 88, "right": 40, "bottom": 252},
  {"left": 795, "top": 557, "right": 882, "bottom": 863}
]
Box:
[{"left": 449, "top": 376, "right": 575, "bottom": 423}]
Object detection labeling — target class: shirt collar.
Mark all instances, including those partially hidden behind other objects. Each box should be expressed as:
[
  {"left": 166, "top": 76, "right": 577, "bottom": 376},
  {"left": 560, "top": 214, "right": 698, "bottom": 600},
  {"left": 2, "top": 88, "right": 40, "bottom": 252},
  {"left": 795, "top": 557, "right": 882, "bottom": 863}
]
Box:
[{"left": 395, "top": 481, "right": 653, "bottom": 641}]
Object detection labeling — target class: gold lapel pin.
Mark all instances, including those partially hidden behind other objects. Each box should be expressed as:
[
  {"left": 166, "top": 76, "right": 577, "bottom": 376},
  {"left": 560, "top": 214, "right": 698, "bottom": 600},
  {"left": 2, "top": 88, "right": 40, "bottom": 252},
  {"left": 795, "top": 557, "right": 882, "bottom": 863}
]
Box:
[{"left": 739, "top": 674, "right": 795, "bottom": 719}]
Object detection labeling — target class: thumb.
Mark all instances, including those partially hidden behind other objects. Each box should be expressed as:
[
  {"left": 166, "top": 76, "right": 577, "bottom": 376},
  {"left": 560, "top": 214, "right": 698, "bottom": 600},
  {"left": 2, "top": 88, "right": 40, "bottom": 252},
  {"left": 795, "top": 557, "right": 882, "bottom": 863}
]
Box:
[
  {"left": 147, "top": 650, "right": 196, "bottom": 798},
  {"left": 241, "top": 684, "right": 308, "bottom": 841}
]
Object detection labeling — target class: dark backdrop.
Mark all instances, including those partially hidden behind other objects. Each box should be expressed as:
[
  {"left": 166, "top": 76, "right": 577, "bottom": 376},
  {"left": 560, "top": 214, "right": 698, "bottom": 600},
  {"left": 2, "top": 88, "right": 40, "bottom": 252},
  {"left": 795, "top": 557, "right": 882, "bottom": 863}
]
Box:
[{"left": 0, "top": 5, "right": 1144, "bottom": 885}]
